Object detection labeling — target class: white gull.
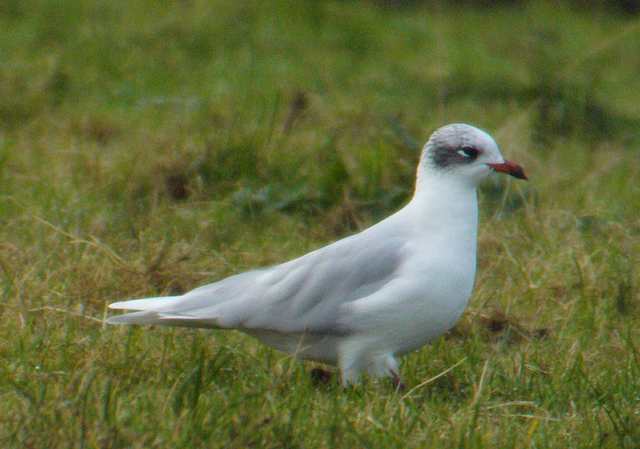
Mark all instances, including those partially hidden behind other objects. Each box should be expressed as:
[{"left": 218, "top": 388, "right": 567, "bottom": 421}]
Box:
[{"left": 107, "top": 123, "right": 527, "bottom": 386}]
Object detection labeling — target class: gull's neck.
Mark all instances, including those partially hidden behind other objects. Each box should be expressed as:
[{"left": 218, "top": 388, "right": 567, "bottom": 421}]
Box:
[{"left": 406, "top": 170, "right": 479, "bottom": 237}]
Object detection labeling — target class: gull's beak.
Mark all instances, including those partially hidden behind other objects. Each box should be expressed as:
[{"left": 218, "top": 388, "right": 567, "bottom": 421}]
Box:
[{"left": 487, "top": 160, "right": 528, "bottom": 180}]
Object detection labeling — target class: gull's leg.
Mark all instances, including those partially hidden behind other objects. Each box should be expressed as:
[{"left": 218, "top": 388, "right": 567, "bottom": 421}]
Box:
[
  {"left": 369, "top": 353, "right": 404, "bottom": 391},
  {"left": 390, "top": 371, "right": 406, "bottom": 391},
  {"left": 337, "top": 339, "right": 368, "bottom": 386},
  {"left": 340, "top": 366, "right": 362, "bottom": 386},
  {"left": 367, "top": 355, "right": 389, "bottom": 378},
  {"left": 339, "top": 354, "right": 364, "bottom": 386},
  {"left": 386, "top": 355, "right": 405, "bottom": 391}
]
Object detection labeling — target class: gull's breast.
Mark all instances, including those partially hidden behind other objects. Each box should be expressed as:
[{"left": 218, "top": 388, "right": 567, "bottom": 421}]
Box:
[{"left": 375, "top": 235, "right": 478, "bottom": 355}]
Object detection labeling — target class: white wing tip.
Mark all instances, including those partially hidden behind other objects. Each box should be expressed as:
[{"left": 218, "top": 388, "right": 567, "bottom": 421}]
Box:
[
  {"left": 107, "top": 296, "right": 179, "bottom": 311},
  {"left": 108, "top": 301, "right": 130, "bottom": 310}
]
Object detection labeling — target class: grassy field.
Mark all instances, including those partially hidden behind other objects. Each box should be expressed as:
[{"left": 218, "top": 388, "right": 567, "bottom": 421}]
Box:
[{"left": 2, "top": 0, "right": 640, "bottom": 447}]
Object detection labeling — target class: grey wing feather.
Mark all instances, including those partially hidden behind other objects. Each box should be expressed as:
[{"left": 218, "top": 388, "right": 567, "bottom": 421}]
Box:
[{"left": 133, "top": 234, "right": 405, "bottom": 335}]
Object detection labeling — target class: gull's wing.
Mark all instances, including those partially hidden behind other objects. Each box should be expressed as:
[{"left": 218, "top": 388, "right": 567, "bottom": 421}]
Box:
[{"left": 108, "top": 233, "right": 407, "bottom": 335}]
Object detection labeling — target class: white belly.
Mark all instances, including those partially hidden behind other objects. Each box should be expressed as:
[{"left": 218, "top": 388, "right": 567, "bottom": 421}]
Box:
[{"left": 246, "top": 329, "right": 341, "bottom": 364}]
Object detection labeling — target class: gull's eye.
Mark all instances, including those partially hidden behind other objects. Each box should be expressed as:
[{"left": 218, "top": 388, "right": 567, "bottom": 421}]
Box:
[{"left": 457, "top": 146, "right": 479, "bottom": 160}]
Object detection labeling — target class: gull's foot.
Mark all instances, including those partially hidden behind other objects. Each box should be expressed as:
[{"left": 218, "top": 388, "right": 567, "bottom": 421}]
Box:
[
  {"left": 391, "top": 372, "right": 406, "bottom": 392},
  {"left": 310, "top": 367, "right": 334, "bottom": 386}
]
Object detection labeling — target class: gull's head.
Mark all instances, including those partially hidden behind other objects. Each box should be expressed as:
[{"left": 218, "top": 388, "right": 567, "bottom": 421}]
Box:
[{"left": 419, "top": 123, "right": 527, "bottom": 187}]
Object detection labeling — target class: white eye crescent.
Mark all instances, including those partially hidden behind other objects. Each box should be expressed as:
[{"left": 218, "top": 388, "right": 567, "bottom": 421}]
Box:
[{"left": 457, "top": 147, "right": 479, "bottom": 159}]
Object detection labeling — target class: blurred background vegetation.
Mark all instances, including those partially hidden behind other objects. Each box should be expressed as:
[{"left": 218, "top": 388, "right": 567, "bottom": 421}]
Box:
[{"left": 1, "top": 1, "right": 639, "bottom": 448}]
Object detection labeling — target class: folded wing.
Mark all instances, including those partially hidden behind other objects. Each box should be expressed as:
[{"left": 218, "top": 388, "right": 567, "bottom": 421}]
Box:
[{"left": 107, "top": 234, "right": 405, "bottom": 335}]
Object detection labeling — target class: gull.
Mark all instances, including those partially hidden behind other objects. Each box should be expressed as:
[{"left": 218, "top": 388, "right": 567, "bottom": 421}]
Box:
[{"left": 107, "top": 123, "right": 527, "bottom": 386}]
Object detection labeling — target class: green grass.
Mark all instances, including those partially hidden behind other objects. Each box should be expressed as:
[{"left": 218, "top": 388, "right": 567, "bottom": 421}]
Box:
[{"left": 1, "top": 0, "right": 640, "bottom": 447}]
